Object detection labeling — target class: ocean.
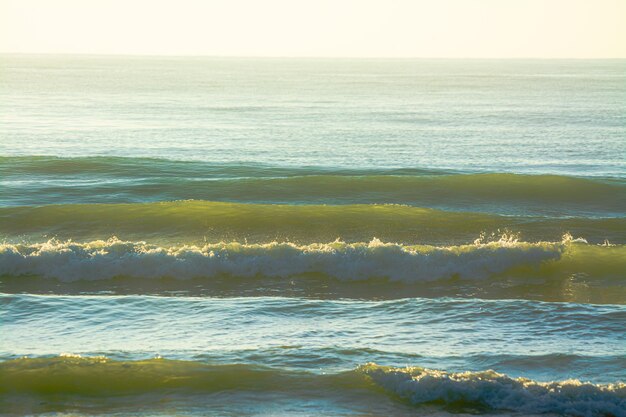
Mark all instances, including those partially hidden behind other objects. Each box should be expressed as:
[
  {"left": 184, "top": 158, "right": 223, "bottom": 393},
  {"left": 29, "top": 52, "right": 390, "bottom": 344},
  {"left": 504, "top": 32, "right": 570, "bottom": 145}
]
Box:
[{"left": 0, "top": 55, "right": 625, "bottom": 416}]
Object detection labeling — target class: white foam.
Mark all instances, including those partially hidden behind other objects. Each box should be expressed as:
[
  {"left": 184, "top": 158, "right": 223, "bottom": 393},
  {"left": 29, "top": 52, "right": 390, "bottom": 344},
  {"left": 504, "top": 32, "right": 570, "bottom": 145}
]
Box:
[
  {"left": 362, "top": 364, "right": 626, "bottom": 417},
  {"left": 0, "top": 237, "right": 564, "bottom": 282}
]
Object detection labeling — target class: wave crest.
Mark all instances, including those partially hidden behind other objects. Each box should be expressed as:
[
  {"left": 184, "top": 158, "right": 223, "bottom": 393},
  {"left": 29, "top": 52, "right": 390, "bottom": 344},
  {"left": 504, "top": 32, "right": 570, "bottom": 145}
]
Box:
[
  {"left": 360, "top": 364, "right": 626, "bottom": 417},
  {"left": 0, "top": 236, "right": 572, "bottom": 282}
]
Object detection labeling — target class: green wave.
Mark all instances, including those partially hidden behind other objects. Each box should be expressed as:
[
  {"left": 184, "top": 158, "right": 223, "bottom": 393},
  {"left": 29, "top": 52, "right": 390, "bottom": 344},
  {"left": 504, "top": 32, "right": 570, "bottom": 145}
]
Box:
[
  {"left": 1, "top": 201, "right": 623, "bottom": 245},
  {"left": 1, "top": 156, "right": 624, "bottom": 215},
  {"left": 0, "top": 356, "right": 342, "bottom": 396},
  {"left": 1, "top": 357, "right": 623, "bottom": 417}
]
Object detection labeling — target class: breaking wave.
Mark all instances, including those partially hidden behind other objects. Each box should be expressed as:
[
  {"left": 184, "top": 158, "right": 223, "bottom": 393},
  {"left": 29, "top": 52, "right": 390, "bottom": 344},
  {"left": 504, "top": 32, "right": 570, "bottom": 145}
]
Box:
[
  {"left": 1, "top": 236, "right": 623, "bottom": 283},
  {"left": 361, "top": 364, "right": 626, "bottom": 417},
  {"left": 1, "top": 357, "right": 624, "bottom": 417}
]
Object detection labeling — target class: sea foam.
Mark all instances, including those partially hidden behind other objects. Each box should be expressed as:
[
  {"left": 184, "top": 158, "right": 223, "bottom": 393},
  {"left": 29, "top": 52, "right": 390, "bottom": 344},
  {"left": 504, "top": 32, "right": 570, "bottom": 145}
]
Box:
[
  {"left": 0, "top": 237, "right": 566, "bottom": 282},
  {"left": 361, "top": 364, "right": 626, "bottom": 417}
]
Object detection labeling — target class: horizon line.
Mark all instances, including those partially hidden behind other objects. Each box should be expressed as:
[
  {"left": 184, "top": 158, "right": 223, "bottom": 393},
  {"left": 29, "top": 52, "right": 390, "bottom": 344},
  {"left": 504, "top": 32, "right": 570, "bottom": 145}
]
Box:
[{"left": 2, "top": 52, "right": 626, "bottom": 60}]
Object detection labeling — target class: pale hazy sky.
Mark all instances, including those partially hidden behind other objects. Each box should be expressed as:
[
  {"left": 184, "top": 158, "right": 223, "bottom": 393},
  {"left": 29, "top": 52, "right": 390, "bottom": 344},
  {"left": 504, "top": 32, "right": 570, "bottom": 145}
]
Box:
[{"left": 1, "top": 0, "right": 625, "bottom": 58}]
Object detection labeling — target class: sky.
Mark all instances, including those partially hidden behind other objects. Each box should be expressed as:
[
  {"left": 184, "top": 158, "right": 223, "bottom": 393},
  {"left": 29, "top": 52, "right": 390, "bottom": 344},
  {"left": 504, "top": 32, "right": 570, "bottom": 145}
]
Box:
[{"left": 1, "top": 0, "right": 625, "bottom": 58}]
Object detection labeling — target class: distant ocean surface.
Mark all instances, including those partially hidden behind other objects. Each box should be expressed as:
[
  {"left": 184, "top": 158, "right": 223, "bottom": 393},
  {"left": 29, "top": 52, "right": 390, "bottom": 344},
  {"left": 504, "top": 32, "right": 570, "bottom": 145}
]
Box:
[{"left": 1, "top": 56, "right": 625, "bottom": 417}]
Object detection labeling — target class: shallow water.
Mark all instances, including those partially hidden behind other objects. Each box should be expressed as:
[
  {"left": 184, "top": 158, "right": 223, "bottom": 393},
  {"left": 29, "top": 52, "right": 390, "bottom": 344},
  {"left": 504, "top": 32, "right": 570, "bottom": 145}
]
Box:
[{"left": 0, "top": 56, "right": 625, "bottom": 416}]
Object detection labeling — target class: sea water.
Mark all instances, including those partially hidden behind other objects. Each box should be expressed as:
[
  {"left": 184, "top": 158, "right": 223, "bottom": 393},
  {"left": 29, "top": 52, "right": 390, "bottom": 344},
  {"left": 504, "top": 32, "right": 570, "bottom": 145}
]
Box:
[{"left": 0, "top": 56, "right": 625, "bottom": 416}]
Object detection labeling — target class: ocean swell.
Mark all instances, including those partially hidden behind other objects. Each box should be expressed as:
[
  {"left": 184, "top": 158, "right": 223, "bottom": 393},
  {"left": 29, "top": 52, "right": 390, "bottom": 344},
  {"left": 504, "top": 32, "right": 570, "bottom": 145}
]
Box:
[
  {"left": 1, "top": 201, "right": 624, "bottom": 245},
  {"left": 1, "top": 357, "right": 624, "bottom": 417},
  {"left": 2, "top": 156, "right": 624, "bottom": 216}
]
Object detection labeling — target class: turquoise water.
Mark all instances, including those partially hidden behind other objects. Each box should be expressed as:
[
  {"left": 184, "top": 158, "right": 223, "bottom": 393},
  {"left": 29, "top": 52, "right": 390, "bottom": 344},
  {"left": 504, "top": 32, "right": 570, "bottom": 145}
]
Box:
[{"left": 0, "top": 56, "right": 625, "bottom": 416}]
